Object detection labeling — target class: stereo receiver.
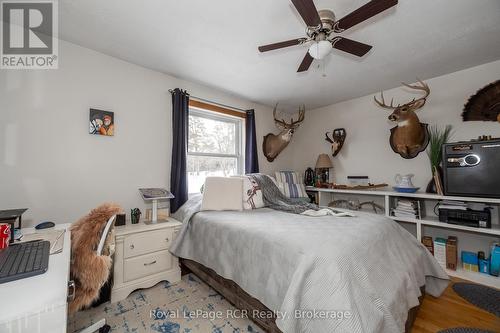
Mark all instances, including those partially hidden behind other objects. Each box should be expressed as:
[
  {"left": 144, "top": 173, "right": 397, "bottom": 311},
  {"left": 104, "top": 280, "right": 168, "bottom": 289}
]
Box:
[{"left": 438, "top": 208, "right": 491, "bottom": 229}]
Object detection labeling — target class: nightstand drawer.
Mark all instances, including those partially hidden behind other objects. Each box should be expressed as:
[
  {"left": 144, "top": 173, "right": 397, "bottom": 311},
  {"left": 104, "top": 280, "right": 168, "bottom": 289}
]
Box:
[
  {"left": 112, "top": 219, "right": 182, "bottom": 303},
  {"left": 124, "top": 228, "right": 173, "bottom": 258},
  {"left": 124, "top": 250, "right": 172, "bottom": 282}
]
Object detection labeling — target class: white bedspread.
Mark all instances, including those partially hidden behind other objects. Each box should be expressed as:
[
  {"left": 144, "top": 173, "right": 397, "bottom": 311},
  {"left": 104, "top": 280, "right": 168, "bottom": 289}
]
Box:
[{"left": 170, "top": 198, "right": 449, "bottom": 333}]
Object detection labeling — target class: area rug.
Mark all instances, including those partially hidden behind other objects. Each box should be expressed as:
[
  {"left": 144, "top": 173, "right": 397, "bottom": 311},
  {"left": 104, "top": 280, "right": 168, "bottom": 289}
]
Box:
[
  {"left": 452, "top": 282, "right": 500, "bottom": 317},
  {"left": 68, "top": 273, "right": 262, "bottom": 333},
  {"left": 438, "top": 328, "right": 496, "bottom": 333}
]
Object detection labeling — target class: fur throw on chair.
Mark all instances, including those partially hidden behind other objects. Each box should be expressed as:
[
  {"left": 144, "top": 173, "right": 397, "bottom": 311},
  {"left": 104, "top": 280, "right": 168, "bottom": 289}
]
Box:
[{"left": 69, "top": 203, "right": 122, "bottom": 313}]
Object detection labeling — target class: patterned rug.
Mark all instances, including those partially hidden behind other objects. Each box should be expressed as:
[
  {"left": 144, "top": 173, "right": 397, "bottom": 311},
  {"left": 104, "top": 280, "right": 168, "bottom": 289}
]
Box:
[
  {"left": 438, "top": 328, "right": 496, "bottom": 333},
  {"left": 452, "top": 283, "right": 500, "bottom": 317},
  {"left": 68, "top": 274, "right": 262, "bottom": 333}
]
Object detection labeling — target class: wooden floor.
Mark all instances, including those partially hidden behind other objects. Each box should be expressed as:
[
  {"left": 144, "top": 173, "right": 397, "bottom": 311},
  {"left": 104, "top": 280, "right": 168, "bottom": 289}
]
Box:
[{"left": 412, "top": 278, "right": 500, "bottom": 333}]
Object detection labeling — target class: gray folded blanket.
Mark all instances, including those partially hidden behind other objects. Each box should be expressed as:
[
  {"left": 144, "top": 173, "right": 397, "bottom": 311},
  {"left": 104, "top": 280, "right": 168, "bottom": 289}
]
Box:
[{"left": 249, "top": 174, "right": 321, "bottom": 214}]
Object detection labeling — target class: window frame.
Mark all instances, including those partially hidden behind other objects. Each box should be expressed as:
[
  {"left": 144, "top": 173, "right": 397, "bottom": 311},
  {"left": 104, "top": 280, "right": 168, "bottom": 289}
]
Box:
[{"left": 187, "top": 104, "right": 245, "bottom": 192}]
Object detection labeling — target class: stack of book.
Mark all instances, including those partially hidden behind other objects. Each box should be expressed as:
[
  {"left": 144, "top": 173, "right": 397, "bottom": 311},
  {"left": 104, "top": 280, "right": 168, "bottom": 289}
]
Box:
[
  {"left": 438, "top": 200, "right": 467, "bottom": 211},
  {"left": 391, "top": 199, "right": 422, "bottom": 219}
]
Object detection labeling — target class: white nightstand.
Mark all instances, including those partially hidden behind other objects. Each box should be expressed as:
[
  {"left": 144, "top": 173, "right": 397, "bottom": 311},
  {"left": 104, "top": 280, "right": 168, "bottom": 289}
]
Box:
[{"left": 111, "top": 218, "right": 182, "bottom": 303}]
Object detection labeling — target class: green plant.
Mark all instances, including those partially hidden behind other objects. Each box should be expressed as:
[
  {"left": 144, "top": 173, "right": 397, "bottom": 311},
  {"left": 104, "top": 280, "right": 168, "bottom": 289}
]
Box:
[{"left": 427, "top": 125, "right": 453, "bottom": 171}]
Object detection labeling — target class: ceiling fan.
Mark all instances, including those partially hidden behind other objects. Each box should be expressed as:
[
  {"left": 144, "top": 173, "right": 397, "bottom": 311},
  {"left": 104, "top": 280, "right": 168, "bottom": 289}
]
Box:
[{"left": 258, "top": 0, "right": 398, "bottom": 72}]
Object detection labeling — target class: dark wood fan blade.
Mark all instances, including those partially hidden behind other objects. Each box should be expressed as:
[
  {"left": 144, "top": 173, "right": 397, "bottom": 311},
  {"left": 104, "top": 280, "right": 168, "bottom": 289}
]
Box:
[
  {"left": 291, "top": 0, "right": 321, "bottom": 27},
  {"left": 297, "top": 52, "right": 314, "bottom": 72},
  {"left": 258, "top": 39, "right": 304, "bottom": 52},
  {"left": 333, "top": 37, "right": 372, "bottom": 57},
  {"left": 336, "top": 0, "right": 398, "bottom": 31}
]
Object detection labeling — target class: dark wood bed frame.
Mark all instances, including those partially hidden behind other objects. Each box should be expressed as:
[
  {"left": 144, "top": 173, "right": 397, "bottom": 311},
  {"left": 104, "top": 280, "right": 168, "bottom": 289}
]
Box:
[{"left": 180, "top": 258, "right": 424, "bottom": 333}]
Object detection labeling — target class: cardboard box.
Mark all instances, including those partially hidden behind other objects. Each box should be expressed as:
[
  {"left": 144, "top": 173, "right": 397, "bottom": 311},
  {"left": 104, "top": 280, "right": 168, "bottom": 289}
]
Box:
[
  {"left": 434, "top": 238, "right": 447, "bottom": 269},
  {"left": 446, "top": 236, "right": 457, "bottom": 271},
  {"left": 422, "top": 236, "right": 433, "bottom": 255},
  {"left": 461, "top": 251, "right": 479, "bottom": 272}
]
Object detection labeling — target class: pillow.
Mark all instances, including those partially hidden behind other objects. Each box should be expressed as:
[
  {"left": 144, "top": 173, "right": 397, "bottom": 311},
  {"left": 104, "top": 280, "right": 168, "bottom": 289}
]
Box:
[
  {"left": 201, "top": 177, "right": 243, "bottom": 211},
  {"left": 275, "top": 171, "right": 303, "bottom": 184},
  {"left": 278, "top": 182, "right": 308, "bottom": 198},
  {"left": 232, "top": 175, "right": 265, "bottom": 209},
  {"left": 242, "top": 176, "right": 265, "bottom": 209},
  {"left": 246, "top": 173, "right": 279, "bottom": 186}
]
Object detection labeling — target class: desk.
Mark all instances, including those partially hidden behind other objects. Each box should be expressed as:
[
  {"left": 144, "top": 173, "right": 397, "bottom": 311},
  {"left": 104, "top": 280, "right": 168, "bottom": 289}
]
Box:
[{"left": 0, "top": 223, "right": 71, "bottom": 333}]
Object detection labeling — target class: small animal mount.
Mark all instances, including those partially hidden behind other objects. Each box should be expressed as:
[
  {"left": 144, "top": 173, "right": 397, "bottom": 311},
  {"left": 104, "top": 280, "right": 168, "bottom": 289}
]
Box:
[
  {"left": 374, "top": 79, "right": 431, "bottom": 159},
  {"left": 328, "top": 199, "right": 384, "bottom": 214},
  {"left": 462, "top": 80, "right": 500, "bottom": 122},
  {"left": 325, "top": 128, "right": 346, "bottom": 157},
  {"left": 263, "top": 103, "right": 305, "bottom": 162}
]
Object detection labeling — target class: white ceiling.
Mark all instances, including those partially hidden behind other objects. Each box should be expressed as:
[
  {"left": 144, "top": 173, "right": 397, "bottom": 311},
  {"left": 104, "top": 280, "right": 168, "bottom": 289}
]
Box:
[{"left": 59, "top": 0, "right": 500, "bottom": 110}]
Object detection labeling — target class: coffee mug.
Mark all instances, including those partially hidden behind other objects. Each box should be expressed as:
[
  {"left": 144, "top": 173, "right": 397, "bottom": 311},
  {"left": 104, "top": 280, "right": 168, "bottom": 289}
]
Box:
[{"left": 0, "top": 223, "right": 11, "bottom": 249}]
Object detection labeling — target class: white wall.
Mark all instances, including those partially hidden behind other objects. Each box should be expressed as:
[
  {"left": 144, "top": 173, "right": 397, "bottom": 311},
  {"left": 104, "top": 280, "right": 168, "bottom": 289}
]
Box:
[
  {"left": 3, "top": 41, "right": 498, "bottom": 226},
  {"left": 0, "top": 41, "right": 293, "bottom": 226},
  {"left": 291, "top": 60, "right": 500, "bottom": 188}
]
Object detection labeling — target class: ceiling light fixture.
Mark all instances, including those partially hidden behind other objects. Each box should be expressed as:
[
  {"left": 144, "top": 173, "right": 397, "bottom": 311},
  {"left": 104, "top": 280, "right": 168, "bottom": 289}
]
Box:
[{"left": 308, "top": 40, "right": 332, "bottom": 60}]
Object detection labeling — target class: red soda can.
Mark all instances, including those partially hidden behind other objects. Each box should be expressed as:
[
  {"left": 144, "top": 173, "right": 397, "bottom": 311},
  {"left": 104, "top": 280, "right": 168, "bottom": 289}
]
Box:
[{"left": 0, "top": 223, "right": 11, "bottom": 249}]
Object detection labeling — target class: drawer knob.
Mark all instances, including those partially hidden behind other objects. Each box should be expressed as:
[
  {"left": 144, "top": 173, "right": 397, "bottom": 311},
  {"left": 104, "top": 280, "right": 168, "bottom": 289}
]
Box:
[
  {"left": 130, "top": 244, "right": 135, "bottom": 249},
  {"left": 166, "top": 237, "right": 169, "bottom": 242},
  {"left": 144, "top": 260, "right": 157, "bottom": 266}
]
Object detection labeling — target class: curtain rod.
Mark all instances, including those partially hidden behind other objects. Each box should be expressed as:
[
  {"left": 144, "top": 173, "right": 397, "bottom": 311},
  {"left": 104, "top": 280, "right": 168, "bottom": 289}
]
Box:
[{"left": 168, "top": 89, "right": 248, "bottom": 113}]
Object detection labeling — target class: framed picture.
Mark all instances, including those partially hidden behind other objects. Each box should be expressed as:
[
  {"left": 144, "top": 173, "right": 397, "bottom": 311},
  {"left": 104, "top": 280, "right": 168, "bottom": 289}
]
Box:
[{"left": 89, "top": 109, "right": 114, "bottom": 136}]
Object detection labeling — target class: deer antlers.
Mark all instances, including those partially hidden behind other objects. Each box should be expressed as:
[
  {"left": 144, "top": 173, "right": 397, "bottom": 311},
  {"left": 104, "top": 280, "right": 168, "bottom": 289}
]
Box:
[
  {"left": 273, "top": 103, "right": 305, "bottom": 130},
  {"left": 374, "top": 91, "right": 397, "bottom": 109},
  {"left": 374, "top": 78, "right": 430, "bottom": 110}
]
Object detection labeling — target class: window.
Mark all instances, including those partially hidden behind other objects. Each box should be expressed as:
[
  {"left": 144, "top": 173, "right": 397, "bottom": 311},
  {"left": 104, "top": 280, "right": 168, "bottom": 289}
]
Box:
[{"left": 187, "top": 105, "right": 244, "bottom": 193}]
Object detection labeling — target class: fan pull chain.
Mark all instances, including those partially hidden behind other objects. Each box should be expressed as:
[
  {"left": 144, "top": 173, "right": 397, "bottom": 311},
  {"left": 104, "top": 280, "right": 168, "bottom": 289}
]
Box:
[{"left": 321, "top": 59, "right": 327, "bottom": 78}]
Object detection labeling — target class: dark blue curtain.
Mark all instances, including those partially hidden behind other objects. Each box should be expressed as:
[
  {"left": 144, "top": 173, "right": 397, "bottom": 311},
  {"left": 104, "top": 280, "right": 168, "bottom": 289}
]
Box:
[
  {"left": 170, "top": 89, "right": 189, "bottom": 213},
  {"left": 245, "top": 109, "right": 259, "bottom": 174}
]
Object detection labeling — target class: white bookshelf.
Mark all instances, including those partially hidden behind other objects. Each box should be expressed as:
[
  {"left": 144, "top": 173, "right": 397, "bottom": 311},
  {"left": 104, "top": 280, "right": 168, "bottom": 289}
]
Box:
[
  {"left": 445, "top": 267, "right": 499, "bottom": 288},
  {"left": 386, "top": 216, "right": 500, "bottom": 237},
  {"left": 307, "top": 187, "right": 500, "bottom": 204},
  {"left": 306, "top": 187, "right": 500, "bottom": 288}
]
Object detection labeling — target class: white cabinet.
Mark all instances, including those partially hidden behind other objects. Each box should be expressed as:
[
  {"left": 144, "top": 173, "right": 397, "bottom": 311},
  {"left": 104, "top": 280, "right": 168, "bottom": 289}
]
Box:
[{"left": 111, "top": 219, "right": 182, "bottom": 303}]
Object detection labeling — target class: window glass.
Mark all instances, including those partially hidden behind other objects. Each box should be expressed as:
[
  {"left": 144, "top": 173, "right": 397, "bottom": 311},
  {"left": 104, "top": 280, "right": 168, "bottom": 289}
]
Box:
[{"left": 187, "top": 109, "right": 243, "bottom": 193}]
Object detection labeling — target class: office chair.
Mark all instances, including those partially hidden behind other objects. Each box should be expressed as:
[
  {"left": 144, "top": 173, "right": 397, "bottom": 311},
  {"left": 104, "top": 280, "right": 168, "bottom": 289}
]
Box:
[{"left": 69, "top": 203, "right": 122, "bottom": 333}]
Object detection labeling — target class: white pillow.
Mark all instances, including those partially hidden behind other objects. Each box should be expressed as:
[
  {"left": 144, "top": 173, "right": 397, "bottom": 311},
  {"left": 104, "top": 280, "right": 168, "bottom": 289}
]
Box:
[
  {"left": 201, "top": 177, "right": 243, "bottom": 211},
  {"left": 240, "top": 176, "right": 265, "bottom": 210}
]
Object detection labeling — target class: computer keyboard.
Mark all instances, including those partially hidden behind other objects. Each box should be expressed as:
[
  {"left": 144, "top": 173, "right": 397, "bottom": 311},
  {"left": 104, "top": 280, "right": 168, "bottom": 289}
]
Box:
[{"left": 0, "top": 240, "right": 50, "bottom": 284}]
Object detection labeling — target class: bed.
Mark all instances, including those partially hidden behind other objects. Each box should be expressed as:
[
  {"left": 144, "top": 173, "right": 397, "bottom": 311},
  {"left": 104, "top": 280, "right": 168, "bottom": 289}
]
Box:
[
  {"left": 180, "top": 259, "right": 424, "bottom": 333},
  {"left": 170, "top": 197, "right": 449, "bottom": 333}
]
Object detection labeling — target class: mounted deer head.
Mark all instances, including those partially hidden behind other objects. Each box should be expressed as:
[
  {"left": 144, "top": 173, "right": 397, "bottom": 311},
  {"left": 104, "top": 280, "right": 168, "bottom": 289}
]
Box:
[
  {"left": 374, "top": 79, "right": 431, "bottom": 159},
  {"left": 263, "top": 103, "right": 305, "bottom": 162}
]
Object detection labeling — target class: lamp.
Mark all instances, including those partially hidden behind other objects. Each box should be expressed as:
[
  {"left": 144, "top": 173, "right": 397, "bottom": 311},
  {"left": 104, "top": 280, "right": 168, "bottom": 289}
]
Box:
[
  {"left": 315, "top": 153, "right": 333, "bottom": 184},
  {"left": 308, "top": 40, "right": 332, "bottom": 60}
]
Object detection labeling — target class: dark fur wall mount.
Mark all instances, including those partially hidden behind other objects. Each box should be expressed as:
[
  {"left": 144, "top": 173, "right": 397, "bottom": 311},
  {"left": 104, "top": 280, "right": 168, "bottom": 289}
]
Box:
[{"left": 462, "top": 80, "right": 500, "bottom": 122}]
